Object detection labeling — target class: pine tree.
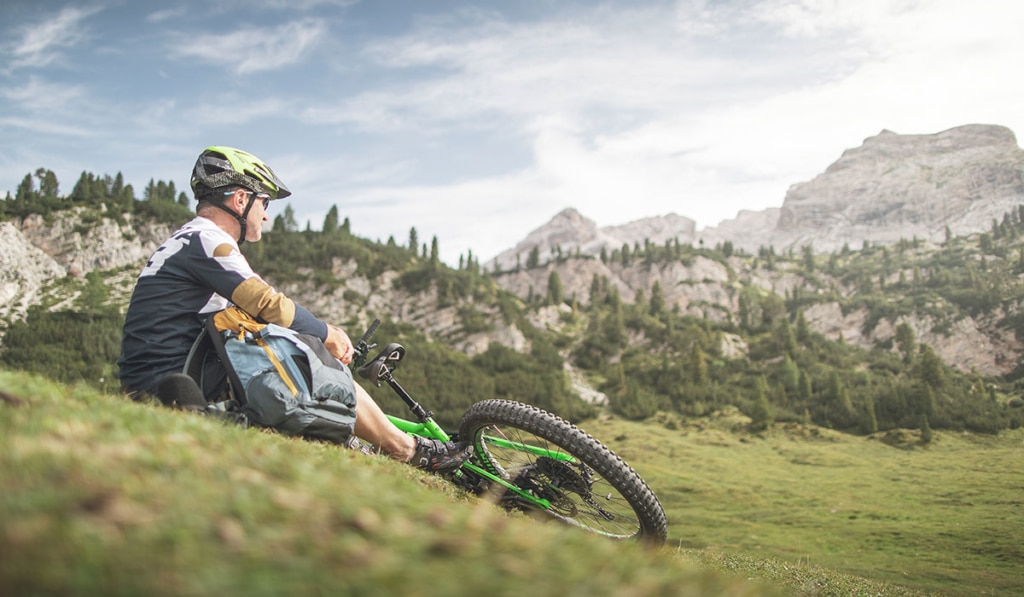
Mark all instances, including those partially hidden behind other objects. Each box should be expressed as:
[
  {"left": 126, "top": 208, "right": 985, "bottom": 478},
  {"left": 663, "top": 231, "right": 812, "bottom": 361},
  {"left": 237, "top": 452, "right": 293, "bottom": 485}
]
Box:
[
  {"left": 430, "top": 236, "right": 440, "bottom": 268},
  {"left": 825, "top": 371, "right": 856, "bottom": 428},
  {"left": 795, "top": 309, "right": 810, "bottom": 343},
  {"left": 547, "top": 270, "right": 563, "bottom": 306},
  {"left": 283, "top": 203, "right": 298, "bottom": 232},
  {"left": 749, "top": 377, "right": 773, "bottom": 432},
  {"left": 894, "top": 322, "right": 916, "bottom": 364},
  {"left": 798, "top": 370, "right": 812, "bottom": 402},
  {"left": 780, "top": 355, "right": 800, "bottom": 394},
  {"left": 862, "top": 393, "right": 879, "bottom": 434},
  {"left": 407, "top": 226, "right": 418, "bottom": 255},
  {"left": 526, "top": 246, "right": 540, "bottom": 269},
  {"left": 775, "top": 317, "right": 797, "bottom": 359},
  {"left": 650, "top": 280, "right": 665, "bottom": 316},
  {"left": 35, "top": 168, "right": 59, "bottom": 198},
  {"left": 589, "top": 274, "right": 603, "bottom": 304},
  {"left": 323, "top": 205, "right": 339, "bottom": 234},
  {"left": 689, "top": 344, "right": 708, "bottom": 387},
  {"left": 15, "top": 173, "right": 35, "bottom": 205},
  {"left": 802, "top": 244, "right": 814, "bottom": 272},
  {"left": 916, "top": 344, "right": 946, "bottom": 389},
  {"left": 919, "top": 414, "right": 933, "bottom": 444}
]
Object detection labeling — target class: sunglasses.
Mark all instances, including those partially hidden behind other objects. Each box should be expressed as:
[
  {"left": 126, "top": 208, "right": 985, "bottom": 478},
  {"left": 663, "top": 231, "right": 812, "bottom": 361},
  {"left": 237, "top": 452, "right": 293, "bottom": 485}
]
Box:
[{"left": 225, "top": 189, "right": 271, "bottom": 209}]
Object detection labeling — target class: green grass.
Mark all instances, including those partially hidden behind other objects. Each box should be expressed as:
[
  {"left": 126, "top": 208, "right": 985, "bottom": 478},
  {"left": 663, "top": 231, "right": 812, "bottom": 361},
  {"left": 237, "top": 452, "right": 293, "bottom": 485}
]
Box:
[
  {"left": 0, "top": 370, "right": 771, "bottom": 596},
  {"left": 4, "top": 369, "right": 1013, "bottom": 596},
  {"left": 584, "top": 410, "right": 1024, "bottom": 597}
]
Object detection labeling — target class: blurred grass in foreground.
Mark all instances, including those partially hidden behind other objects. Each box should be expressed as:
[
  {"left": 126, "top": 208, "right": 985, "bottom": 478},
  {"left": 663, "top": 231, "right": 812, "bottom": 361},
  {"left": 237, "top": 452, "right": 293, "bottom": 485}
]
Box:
[{"left": 2, "top": 369, "right": 938, "bottom": 596}]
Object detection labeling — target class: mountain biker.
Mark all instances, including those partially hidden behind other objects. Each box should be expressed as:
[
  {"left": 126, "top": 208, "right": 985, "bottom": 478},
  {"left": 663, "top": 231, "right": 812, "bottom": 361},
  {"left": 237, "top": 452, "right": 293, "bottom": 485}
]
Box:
[{"left": 117, "top": 146, "right": 468, "bottom": 472}]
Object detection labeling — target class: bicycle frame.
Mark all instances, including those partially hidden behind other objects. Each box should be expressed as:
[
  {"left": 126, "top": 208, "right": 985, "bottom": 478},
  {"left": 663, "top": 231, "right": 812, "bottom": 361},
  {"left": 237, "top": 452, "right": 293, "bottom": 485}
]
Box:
[
  {"left": 353, "top": 322, "right": 570, "bottom": 511},
  {"left": 387, "top": 411, "right": 562, "bottom": 509},
  {"left": 377, "top": 367, "right": 567, "bottom": 510}
]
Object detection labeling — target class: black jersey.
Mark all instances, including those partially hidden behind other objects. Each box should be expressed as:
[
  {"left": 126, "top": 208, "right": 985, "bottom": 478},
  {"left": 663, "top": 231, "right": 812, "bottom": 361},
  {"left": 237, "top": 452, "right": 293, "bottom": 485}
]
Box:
[{"left": 118, "top": 216, "right": 327, "bottom": 396}]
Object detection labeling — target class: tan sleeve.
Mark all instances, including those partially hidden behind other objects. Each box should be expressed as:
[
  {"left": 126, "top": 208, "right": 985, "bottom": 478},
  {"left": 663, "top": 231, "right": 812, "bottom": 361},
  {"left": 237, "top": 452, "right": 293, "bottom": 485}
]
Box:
[
  {"left": 230, "top": 277, "right": 296, "bottom": 327},
  {"left": 213, "top": 243, "right": 235, "bottom": 258}
]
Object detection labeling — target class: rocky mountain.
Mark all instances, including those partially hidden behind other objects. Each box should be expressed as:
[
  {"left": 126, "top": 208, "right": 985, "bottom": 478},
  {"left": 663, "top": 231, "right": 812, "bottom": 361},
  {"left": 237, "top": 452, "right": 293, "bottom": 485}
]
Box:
[
  {"left": 0, "top": 208, "right": 175, "bottom": 322},
  {"left": 490, "top": 209, "right": 697, "bottom": 271},
  {"left": 719, "top": 123, "right": 1024, "bottom": 253},
  {"left": 0, "top": 222, "right": 66, "bottom": 322},
  {"left": 493, "top": 124, "right": 1024, "bottom": 264},
  {"left": 483, "top": 125, "right": 1024, "bottom": 377}
]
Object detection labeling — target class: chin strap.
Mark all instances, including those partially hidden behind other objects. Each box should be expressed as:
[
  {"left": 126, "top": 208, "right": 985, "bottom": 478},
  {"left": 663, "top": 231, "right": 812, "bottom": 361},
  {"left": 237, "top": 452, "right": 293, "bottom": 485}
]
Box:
[{"left": 209, "top": 195, "right": 256, "bottom": 244}]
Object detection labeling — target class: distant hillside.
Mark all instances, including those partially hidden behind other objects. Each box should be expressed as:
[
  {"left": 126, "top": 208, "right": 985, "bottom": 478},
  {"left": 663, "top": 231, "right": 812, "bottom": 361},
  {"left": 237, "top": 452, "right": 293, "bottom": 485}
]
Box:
[
  {"left": 484, "top": 124, "right": 1024, "bottom": 378},
  {"left": 2, "top": 132, "right": 1024, "bottom": 440}
]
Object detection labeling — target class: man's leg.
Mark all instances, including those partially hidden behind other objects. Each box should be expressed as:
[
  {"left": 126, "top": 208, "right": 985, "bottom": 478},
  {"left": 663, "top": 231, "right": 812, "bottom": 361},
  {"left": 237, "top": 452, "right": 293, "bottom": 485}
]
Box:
[
  {"left": 352, "top": 383, "right": 416, "bottom": 461},
  {"left": 350, "top": 383, "right": 471, "bottom": 472}
]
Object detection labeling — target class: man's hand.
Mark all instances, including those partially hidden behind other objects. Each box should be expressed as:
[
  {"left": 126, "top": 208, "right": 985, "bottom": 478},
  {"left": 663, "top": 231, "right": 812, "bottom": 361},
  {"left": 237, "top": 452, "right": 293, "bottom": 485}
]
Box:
[{"left": 325, "top": 325, "right": 355, "bottom": 365}]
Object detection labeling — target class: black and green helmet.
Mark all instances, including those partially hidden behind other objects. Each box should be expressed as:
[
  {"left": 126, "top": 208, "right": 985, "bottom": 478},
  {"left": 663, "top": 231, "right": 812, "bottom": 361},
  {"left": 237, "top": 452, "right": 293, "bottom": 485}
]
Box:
[{"left": 190, "top": 146, "right": 291, "bottom": 200}]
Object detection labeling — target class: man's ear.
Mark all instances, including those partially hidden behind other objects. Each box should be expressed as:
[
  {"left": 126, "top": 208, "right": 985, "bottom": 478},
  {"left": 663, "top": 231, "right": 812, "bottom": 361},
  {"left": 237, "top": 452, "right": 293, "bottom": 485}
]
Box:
[{"left": 227, "top": 189, "right": 245, "bottom": 210}]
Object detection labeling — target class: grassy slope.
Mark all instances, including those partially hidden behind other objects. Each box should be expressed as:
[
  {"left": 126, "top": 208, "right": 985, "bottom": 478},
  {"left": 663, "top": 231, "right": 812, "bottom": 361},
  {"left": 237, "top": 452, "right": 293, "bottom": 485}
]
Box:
[
  {"left": 584, "top": 411, "right": 1024, "bottom": 597},
  {"left": 5, "top": 368, "right": 1010, "bottom": 596},
  {"left": 0, "top": 370, "right": 768, "bottom": 597}
]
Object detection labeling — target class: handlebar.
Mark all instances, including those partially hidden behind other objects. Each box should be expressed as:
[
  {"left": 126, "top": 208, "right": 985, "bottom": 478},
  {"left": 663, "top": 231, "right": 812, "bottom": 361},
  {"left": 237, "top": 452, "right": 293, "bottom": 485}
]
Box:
[
  {"left": 351, "top": 318, "right": 381, "bottom": 368},
  {"left": 345, "top": 317, "right": 431, "bottom": 424}
]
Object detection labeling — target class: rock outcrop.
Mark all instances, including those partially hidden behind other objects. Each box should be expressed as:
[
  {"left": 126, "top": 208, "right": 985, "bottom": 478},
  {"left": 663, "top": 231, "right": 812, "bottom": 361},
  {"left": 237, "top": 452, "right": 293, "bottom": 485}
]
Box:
[
  {"left": 699, "top": 124, "right": 1024, "bottom": 253},
  {"left": 0, "top": 208, "right": 175, "bottom": 322},
  {"left": 0, "top": 222, "right": 67, "bottom": 321}
]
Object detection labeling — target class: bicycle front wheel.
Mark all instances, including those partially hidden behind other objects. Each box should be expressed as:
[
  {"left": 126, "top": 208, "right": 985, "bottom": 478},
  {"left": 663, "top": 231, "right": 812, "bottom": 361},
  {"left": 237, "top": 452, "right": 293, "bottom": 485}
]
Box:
[{"left": 458, "top": 399, "right": 668, "bottom": 545}]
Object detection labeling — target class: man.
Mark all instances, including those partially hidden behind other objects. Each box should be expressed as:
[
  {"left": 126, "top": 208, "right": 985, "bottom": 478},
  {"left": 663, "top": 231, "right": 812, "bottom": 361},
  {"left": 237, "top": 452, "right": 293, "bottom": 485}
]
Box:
[{"left": 118, "top": 146, "right": 467, "bottom": 472}]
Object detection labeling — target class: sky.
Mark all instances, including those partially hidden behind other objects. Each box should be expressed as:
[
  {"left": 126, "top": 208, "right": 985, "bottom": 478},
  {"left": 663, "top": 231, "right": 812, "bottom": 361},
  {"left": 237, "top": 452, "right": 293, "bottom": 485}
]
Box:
[{"left": 2, "top": 0, "right": 1023, "bottom": 265}]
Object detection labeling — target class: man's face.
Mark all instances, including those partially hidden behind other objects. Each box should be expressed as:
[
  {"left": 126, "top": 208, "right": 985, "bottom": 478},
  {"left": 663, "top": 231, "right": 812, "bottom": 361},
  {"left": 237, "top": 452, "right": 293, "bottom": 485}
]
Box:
[
  {"left": 226, "top": 188, "right": 270, "bottom": 243},
  {"left": 245, "top": 192, "right": 270, "bottom": 243}
]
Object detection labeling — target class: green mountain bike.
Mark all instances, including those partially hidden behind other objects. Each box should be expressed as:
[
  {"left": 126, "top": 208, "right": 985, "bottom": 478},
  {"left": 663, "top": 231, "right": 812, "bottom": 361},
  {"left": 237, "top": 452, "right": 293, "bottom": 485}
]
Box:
[{"left": 352, "top": 319, "right": 669, "bottom": 546}]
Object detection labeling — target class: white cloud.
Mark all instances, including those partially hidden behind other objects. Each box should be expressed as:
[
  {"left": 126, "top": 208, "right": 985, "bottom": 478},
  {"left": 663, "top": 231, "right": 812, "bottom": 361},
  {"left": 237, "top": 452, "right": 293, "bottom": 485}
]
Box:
[
  {"left": 173, "top": 19, "right": 327, "bottom": 74},
  {"left": 219, "top": 0, "right": 357, "bottom": 10},
  {"left": 1, "top": 76, "right": 84, "bottom": 113},
  {"left": 146, "top": 7, "right": 187, "bottom": 23},
  {"left": 359, "top": 14, "right": 720, "bottom": 120},
  {"left": 8, "top": 5, "right": 102, "bottom": 69},
  {"left": 0, "top": 116, "right": 95, "bottom": 137},
  {"left": 187, "top": 97, "right": 291, "bottom": 126}
]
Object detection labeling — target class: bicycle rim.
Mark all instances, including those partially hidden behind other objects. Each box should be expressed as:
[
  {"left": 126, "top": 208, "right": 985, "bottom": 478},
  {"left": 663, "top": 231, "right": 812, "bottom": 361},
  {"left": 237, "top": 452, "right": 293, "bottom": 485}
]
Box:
[{"left": 459, "top": 400, "right": 667, "bottom": 544}]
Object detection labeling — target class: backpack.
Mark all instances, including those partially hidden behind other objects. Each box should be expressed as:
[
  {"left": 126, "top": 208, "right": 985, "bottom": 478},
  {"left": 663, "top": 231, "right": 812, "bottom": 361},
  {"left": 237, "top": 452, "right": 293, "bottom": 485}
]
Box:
[{"left": 188, "top": 306, "right": 358, "bottom": 444}]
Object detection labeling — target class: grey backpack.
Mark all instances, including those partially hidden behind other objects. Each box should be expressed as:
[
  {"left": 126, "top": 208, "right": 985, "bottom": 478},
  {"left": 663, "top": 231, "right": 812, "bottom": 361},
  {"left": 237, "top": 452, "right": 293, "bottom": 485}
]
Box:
[{"left": 185, "top": 306, "right": 358, "bottom": 444}]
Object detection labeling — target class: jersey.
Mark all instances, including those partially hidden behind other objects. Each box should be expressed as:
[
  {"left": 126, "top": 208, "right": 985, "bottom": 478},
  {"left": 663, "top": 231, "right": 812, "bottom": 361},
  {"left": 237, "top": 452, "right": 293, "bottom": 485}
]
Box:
[{"left": 117, "top": 216, "right": 328, "bottom": 396}]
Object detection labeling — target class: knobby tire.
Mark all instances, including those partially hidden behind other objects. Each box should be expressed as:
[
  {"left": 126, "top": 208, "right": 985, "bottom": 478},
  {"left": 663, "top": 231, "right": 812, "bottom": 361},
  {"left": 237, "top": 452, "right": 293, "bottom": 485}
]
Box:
[{"left": 458, "top": 399, "right": 668, "bottom": 545}]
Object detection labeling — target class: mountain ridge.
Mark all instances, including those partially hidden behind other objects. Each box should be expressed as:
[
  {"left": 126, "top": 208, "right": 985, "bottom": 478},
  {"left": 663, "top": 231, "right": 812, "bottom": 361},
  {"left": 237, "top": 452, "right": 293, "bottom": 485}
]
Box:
[{"left": 491, "top": 124, "right": 1024, "bottom": 267}]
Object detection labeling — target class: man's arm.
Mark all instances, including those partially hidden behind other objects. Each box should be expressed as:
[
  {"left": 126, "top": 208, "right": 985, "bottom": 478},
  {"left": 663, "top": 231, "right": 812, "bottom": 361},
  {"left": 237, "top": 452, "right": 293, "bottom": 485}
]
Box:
[{"left": 190, "top": 235, "right": 330, "bottom": 341}]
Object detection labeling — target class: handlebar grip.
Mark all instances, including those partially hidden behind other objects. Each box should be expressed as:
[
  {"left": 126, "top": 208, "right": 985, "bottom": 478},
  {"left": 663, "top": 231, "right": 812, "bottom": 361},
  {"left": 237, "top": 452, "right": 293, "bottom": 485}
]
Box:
[{"left": 359, "top": 319, "right": 381, "bottom": 346}]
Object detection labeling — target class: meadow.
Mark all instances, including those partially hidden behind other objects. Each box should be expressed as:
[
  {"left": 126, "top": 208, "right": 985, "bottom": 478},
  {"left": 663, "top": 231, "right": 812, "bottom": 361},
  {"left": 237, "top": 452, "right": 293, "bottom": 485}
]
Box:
[
  {"left": 586, "top": 410, "right": 1024, "bottom": 596},
  {"left": 2, "top": 369, "right": 1020, "bottom": 596}
]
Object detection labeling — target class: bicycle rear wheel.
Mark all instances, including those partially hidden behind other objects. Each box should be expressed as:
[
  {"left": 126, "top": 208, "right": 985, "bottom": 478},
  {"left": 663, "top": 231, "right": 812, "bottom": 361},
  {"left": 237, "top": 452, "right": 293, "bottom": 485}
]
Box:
[{"left": 458, "top": 399, "right": 668, "bottom": 545}]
